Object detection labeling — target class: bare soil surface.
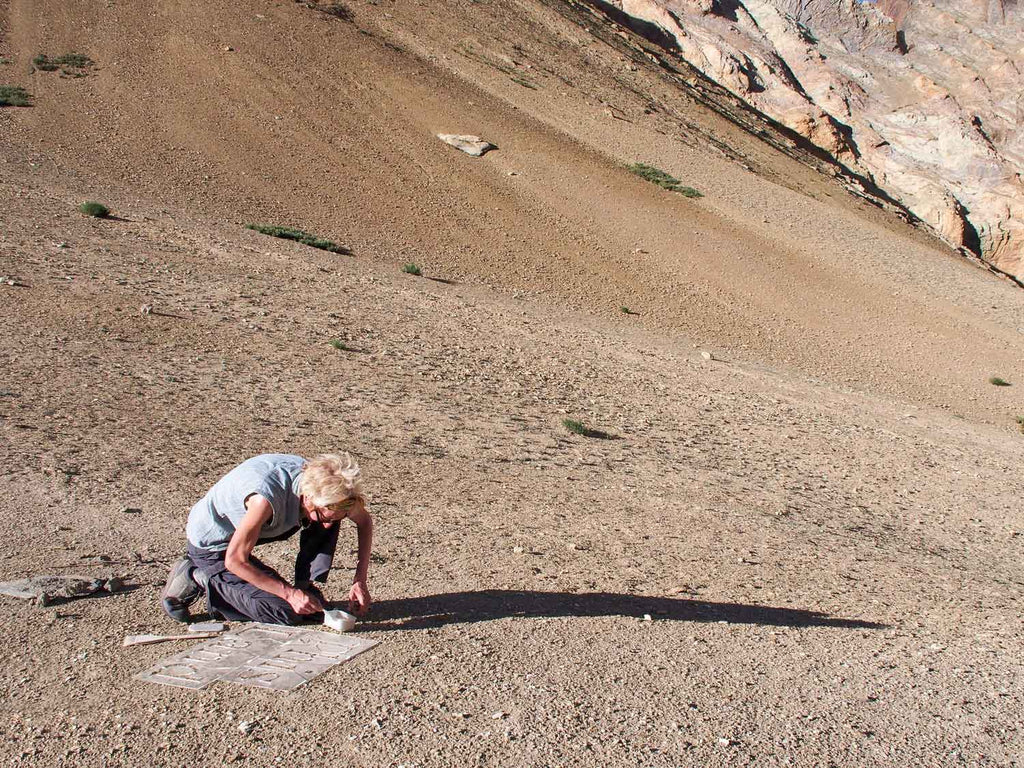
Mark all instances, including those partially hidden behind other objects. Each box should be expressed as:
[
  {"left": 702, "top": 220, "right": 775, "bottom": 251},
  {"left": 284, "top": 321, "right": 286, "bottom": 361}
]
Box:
[{"left": 1, "top": 1, "right": 1023, "bottom": 766}]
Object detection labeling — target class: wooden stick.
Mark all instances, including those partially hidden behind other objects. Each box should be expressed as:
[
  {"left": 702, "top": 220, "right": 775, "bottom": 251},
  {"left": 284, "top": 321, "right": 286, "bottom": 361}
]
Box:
[{"left": 122, "top": 632, "right": 222, "bottom": 647}]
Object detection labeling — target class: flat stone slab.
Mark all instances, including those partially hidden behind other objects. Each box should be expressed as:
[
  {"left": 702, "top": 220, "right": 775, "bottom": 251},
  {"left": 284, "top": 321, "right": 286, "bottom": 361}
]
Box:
[
  {"left": 136, "top": 622, "right": 377, "bottom": 691},
  {"left": 437, "top": 133, "right": 497, "bottom": 156},
  {"left": 0, "top": 574, "right": 124, "bottom": 605}
]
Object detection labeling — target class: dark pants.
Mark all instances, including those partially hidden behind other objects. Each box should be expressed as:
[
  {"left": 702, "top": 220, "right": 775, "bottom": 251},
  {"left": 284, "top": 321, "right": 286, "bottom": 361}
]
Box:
[{"left": 187, "top": 522, "right": 339, "bottom": 625}]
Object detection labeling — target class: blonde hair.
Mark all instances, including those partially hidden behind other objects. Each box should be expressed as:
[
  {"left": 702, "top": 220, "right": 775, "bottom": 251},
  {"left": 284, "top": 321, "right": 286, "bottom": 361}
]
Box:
[{"left": 300, "top": 453, "right": 364, "bottom": 507}]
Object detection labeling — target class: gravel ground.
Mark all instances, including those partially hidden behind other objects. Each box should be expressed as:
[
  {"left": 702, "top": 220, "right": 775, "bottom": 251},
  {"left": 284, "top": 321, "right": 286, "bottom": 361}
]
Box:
[{"left": 1, "top": 174, "right": 1022, "bottom": 767}]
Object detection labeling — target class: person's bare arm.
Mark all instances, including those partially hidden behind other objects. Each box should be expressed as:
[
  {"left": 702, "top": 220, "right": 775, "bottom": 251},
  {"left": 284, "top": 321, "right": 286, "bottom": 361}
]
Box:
[
  {"left": 224, "top": 495, "right": 322, "bottom": 614},
  {"left": 347, "top": 503, "right": 373, "bottom": 615}
]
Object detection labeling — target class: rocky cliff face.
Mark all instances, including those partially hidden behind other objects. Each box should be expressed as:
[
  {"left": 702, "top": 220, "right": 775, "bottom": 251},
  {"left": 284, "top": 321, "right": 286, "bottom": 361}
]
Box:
[{"left": 611, "top": 0, "right": 1024, "bottom": 277}]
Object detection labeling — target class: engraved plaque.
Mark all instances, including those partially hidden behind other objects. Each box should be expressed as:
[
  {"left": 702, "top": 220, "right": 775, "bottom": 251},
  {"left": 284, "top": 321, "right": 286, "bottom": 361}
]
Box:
[{"left": 136, "top": 623, "right": 378, "bottom": 690}]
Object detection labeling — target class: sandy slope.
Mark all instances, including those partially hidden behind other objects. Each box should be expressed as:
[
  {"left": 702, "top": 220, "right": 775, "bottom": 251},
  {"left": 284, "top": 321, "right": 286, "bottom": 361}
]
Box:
[
  {"left": 1, "top": 0, "right": 1023, "bottom": 423},
  {"left": 1, "top": 1, "right": 1023, "bottom": 766}
]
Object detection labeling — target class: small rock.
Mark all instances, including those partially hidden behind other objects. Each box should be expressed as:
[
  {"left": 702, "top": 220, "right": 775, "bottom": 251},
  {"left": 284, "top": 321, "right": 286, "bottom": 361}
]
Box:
[
  {"left": 512, "top": 546, "right": 524, "bottom": 554},
  {"left": 140, "top": 304, "right": 153, "bottom": 316},
  {"left": 189, "top": 622, "right": 226, "bottom": 633},
  {"left": 223, "top": 46, "right": 234, "bottom": 52},
  {"left": 642, "top": 614, "right": 653, "bottom": 622},
  {"left": 237, "top": 720, "right": 258, "bottom": 734},
  {"left": 700, "top": 350, "right": 713, "bottom": 361}
]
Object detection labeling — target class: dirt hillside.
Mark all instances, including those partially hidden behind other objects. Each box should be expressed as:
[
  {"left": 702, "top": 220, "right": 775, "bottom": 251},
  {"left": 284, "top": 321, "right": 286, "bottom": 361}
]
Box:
[{"left": 1, "top": 1, "right": 1023, "bottom": 766}]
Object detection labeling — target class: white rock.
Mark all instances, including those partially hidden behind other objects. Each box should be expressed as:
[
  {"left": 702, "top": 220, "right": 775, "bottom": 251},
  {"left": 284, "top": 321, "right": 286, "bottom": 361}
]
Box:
[
  {"left": 437, "top": 134, "right": 497, "bottom": 157},
  {"left": 188, "top": 622, "right": 226, "bottom": 633}
]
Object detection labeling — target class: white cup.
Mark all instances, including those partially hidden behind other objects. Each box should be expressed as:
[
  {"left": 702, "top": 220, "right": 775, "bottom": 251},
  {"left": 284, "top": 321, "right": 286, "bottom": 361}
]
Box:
[{"left": 323, "top": 609, "right": 357, "bottom": 632}]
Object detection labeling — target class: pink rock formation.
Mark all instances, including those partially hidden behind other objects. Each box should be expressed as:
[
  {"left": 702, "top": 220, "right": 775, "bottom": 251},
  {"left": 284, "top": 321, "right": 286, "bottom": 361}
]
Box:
[{"left": 613, "top": 0, "right": 1024, "bottom": 277}]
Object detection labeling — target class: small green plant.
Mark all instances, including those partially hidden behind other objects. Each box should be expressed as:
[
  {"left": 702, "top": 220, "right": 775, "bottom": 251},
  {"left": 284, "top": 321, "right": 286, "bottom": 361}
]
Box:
[
  {"left": 299, "top": 1, "right": 354, "bottom": 21},
  {"left": 563, "top": 418, "right": 587, "bottom": 435},
  {"left": 561, "top": 418, "right": 612, "bottom": 439},
  {"left": 245, "top": 224, "right": 351, "bottom": 254},
  {"left": 329, "top": 339, "right": 356, "bottom": 352},
  {"left": 78, "top": 201, "right": 110, "bottom": 218},
  {"left": 628, "top": 162, "right": 703, "bottom": 197},
  {"left": 318, "top": 2, "right": 354, "bottom": 20},
  {"left": 402, "top": 262, "right": 422, "bottom": 276},
  {"left": 990, "top": 376, "right": 1011, "bottom": 386},
  {"left": 33, "top": 53, "right": 93, "bottom": 73},
  {"left": 0, "top": 85, "right": 31, "bottom": 107},
  {"left": 510, "top": 75, "right": 538, "bottom": 90},
  {"left": 620, "top": 306, "right": 634, "bottom": 315}
]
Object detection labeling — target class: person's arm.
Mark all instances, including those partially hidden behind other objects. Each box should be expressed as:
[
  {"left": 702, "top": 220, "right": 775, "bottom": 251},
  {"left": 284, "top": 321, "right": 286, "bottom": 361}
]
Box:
[
  {"left": 224, "top": 494, "right": 322, "bottom": 615},
  {"left": 347, "top": 503, "right": 373, "bottom": 615}
]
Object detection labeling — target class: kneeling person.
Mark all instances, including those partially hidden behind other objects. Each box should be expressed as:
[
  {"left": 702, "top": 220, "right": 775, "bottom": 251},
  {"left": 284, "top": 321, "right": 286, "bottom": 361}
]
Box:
[{"left": 162, "top": 453, "right": 372, "bottom": 625}]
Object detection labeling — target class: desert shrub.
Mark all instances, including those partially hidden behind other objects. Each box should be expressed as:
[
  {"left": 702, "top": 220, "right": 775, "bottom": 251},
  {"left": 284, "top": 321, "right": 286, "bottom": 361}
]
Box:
[
  {"left": 628, "top": 162, "right": 703, "bottom": 197},
  {"left": 298, "top": 1, "right": 354, "bottom": 21},
  {"left": 511, "top": 75, "right": 538, "bottom": 90},
  {"left": 245, "top": 224, "right": 351, "bottom": 254},
  {"left": 0, "top": 85, "right": 31, "bottom": 107},
  {"left": 317, "top": 3, "right": 354, "bottom": 20},
  {"left": 562, "top": 418, "right": 612, "bottom": 439},
  {"left": 563, "top": 418, "right": 587, "bottom": 435},
  {"left": 33, "top": 53, "right": 93, "bottom": 73},
  {"left": 78, "top": 201, "right": 110, "bottom": 218},
  {"left": 402, "top": 263, "right": 422, "bottom": 276}
]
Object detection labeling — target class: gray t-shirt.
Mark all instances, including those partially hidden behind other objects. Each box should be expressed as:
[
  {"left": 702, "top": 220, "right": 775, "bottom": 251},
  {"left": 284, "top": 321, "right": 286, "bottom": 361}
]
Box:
[{"left": 186, "top": 454, "right": 306, "bottom": 551}]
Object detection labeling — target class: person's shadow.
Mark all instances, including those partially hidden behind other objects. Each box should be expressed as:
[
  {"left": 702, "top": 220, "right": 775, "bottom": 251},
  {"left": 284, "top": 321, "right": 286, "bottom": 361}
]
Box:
[{"left": 358, "top": 590, "right": 885, "bottom": 631}]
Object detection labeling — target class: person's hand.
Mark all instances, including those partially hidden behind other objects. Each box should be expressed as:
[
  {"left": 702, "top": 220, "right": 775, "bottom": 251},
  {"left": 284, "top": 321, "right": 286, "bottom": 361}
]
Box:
[
  {"left": 348, "top": 580, "right": 371, "bottom": 616},
  {"left": 286, "top": 586, "right": 324, "bottom": 615}
]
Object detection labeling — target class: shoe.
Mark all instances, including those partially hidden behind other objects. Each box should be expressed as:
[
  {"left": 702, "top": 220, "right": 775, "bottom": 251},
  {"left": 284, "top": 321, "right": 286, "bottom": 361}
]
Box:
[{"left": 161, "top": 556, "right": 201, "bottom": 622}]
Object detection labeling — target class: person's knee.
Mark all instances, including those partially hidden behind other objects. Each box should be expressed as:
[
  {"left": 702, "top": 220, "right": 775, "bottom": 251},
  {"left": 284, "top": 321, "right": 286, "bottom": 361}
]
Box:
[{"left": 252, "top": 599, "right": 303, "bottom": 626}]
